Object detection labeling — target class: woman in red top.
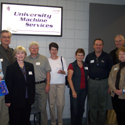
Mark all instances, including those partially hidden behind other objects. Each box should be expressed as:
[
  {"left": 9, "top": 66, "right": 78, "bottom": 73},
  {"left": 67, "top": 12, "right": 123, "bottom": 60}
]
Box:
[{"left": 68, "top": 48, "right": 88, "bottom": 125}]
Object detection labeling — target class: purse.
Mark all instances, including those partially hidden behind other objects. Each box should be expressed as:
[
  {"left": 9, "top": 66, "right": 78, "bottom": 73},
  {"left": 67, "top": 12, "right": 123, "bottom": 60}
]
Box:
[{"left": 60, "top": 56, "right": 69, "bottom": 86}]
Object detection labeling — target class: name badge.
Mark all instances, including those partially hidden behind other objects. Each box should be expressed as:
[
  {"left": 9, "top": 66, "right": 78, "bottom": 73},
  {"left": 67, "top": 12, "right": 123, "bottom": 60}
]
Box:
[
  {"left": 36, "top": 62, "right": 40, "bottom": 65},
  {"left": 0, "top": 58, "right": 3, "bottom": 62},
  {"left": 90, "top": 60, "right": 94, "bottom": 63},
  {"left": 29, "top": 71, "right": 33, "bottom": 75},
  {"left": 114, "top": 68, "right": 118, "bottom": 71},
  {"left": 84, "top": 67, "right": 88, "bottom": 70}
]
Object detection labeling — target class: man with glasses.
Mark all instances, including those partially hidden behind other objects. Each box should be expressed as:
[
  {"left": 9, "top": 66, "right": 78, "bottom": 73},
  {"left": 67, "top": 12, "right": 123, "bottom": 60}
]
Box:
[
  {"left": 0, "top": 30, "right": 15, "bottom": 125},
  {"left": 110, "top": 35, "right": 125, "bottom": 64},
  {"left": 85, "top": 38, "right": 113, "bottom": 125},
  {"left": 25, "top": 41, "right": 51, "bottom": 125}
]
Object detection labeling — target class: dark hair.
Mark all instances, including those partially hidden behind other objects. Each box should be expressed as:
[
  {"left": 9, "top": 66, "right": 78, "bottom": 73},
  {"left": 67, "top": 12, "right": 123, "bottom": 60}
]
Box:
[
  {"left": 0, "top": 30, "right": 12, "bottom": 37},
  {"left": 93, "top": 38, "right": 104, "bottom": 45},
  {"left": 49, "top": 42, "right": 59, "bottom": 50},
  {"left": 75, "top": 48, "right": 85, "bottom": 56}
]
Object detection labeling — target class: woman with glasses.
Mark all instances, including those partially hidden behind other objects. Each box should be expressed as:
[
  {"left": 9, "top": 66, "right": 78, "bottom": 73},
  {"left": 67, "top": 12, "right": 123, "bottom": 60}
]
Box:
[
  {"left": 67, "top": 48, "right": 88, "bottom": 125},
  {"left": 108, "top": 46, "right": 125, "bottom": 125},
  {"left": 5, "top": 46, "right": 35, "bottom": 125},
  {"left": 48, "top": 42, "right": 67, "bottom": 125}
]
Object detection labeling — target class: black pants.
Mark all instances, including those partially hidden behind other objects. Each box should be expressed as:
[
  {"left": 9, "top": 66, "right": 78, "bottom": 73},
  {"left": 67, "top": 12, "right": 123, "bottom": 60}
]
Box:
[
  {"left": 112, "top": 95, "right": 125, "bottom": 125},
  {"left": 70, "top": 89, "right": 87, "bottom": 125},
  {"left": 9, "top": 99, "right": 31, "bottom": 125}
]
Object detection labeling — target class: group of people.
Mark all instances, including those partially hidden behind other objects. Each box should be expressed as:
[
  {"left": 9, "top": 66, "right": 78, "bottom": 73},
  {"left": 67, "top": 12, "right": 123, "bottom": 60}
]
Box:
[
  {"left": 0, "top": 29, "right": 125, "bottom": 125},
  {"left": 0, "top": 30, "right": 67, "bottom": 125}
]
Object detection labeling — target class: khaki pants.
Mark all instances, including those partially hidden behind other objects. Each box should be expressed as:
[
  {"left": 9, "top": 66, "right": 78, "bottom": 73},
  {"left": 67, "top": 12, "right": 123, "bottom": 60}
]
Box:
[
  {"left": 33, "top": 83, "right": 48, "bottom": 125},
  {"left": 0, "top": 96, "right": 9, "bottom": 125},
  {"left": 48, "top": 84, "right": 65, "bottom": 125}
]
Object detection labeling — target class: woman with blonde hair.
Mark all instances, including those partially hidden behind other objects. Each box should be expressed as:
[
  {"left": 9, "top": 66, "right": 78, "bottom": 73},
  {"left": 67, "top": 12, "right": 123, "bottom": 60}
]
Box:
[
  {"left": 5, "top": 46, "right": 35, "bottom": 125},
  {"left": 108, "top": 46, "right": 125, "bottom": 125}
]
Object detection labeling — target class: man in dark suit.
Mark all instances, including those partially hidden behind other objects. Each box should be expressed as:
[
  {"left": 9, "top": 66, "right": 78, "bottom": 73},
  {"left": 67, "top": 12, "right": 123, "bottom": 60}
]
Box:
[
  {"left": 110, "top": 35, "right": 125, "bottom": 64},
  {"left": 0, "top": 30, "right": 15, "bottom": 125}
]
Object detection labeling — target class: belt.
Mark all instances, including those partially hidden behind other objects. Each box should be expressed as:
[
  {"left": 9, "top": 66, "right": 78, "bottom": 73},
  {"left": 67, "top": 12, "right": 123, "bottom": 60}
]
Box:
[
  {"left": 90, "top": 77, "right": 108, "bottom": 81},
  {"left": 35, "top": 80, "right": 46, "bottom": 84}
]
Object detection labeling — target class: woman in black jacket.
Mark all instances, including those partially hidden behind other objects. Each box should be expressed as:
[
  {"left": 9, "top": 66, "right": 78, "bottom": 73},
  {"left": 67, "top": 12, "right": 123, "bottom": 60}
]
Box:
[{"left": 5, "top": 46, "right": 35, "bottom": 125}]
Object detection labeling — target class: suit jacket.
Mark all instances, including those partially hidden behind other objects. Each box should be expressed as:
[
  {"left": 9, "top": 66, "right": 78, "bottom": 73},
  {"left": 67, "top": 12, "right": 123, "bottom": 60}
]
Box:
[
  {"left": 5, "top": 61, "right": 35, "bottom": 108},
  {"left": 0, "top": 44, "right": 15, "bottom": 79}
]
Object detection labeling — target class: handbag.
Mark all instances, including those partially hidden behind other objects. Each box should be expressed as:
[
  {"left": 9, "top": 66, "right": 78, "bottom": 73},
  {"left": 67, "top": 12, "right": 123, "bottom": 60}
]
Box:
[{"left": 60, "top": 56, "right": 69, "bottom": 86}]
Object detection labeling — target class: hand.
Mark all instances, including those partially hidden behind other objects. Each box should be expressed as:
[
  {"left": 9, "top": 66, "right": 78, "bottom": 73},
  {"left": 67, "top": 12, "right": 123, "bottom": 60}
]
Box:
[
  {"left": 45, "top": 84, "right": 50, "bottom": 93},
  {"left": 108, "top": 87, "right": 111, "bottom": 94},
  {"left": 6, "top": 103, "right": 11, "bottom": 107},
  {"left": 57, "top": 70, "right": 63, "bottom": 74},
  {"left": 0, "top": 76, "right": 2, "bottom": 81},
  {"left": 72, "top": 90, "right": 77, "bottom": 98},
  {"left": 114, "top": 89, "right": 122, "bottom": 95}
]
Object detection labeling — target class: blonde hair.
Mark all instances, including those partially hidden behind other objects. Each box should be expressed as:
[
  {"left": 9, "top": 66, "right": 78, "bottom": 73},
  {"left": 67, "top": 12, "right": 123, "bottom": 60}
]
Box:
[
  {"left": 29, "top": 41, "right": 39, "bottom": 48},
  {"left": 14, "top": 46, "right": 27, "bottom": 57},
  {"left": 116, "top": 46, "right": 125, "bottom": 58}
]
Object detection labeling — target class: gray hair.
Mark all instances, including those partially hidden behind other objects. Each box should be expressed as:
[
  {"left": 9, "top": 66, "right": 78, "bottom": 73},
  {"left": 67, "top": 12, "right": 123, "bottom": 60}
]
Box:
[
  {"left": 29, "top": 41, "right": 39, "bottom": 48},
  {"left": 114, "top": 35, "right": 124, "bottom": 41}
]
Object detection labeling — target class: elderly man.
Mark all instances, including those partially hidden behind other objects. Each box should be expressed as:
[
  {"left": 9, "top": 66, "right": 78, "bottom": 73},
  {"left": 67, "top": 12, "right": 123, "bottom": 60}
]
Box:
[
  {"left": 0, "top": 30, "right": 15, "bottom": 125},
  {"left": 25, "top": 41, "right": 51, "bottom": 125},
  {"left": 110, "top": 35, "right": 125, "bottom": 64},
  {"left": 85, "top": 38, "right": 113, "bottom": 125}
]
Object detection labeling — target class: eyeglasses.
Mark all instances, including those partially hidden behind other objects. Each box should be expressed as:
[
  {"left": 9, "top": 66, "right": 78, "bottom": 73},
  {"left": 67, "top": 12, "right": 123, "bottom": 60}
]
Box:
[
  {"left": 31, "top": 47, "right": 38, "bottom": 49},
  {"left": 2, "top": 36, "right": 11, "bottom": 39}
]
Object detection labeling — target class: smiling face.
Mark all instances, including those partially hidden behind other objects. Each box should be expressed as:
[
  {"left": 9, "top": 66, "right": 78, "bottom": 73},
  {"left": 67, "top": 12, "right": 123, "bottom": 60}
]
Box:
[
  {"left": 118, "top": 51, "right": 125, "bottom": 62},
  {"left": 49, "top": 47, "right": 58, "bottom": 57},
  {"left": 29, "top": 45, "right": 39, "bottom": 55},
  {"left": 93, "top": 40, "right": 103, "bottom": 53},
  {"left": 75, "top": 53, "right": 84, "bottom": 62},
  {"left": 0, "top": 32, "right": 11, "bottom": 47},
  {"left": 115, "top": 36, "right": 124, "bottom": 48},
  {"left": 15, "top": 51, "right": 26, "bottom": 61}
]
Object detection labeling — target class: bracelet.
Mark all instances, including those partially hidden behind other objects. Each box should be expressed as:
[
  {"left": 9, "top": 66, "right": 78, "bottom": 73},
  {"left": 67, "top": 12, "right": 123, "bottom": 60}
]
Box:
[
  {"left": 47, "top": 83, "right": 50, "bottom": 85},
  {"left": 122, "top": 89, "right": 124, "bottom": 94}
]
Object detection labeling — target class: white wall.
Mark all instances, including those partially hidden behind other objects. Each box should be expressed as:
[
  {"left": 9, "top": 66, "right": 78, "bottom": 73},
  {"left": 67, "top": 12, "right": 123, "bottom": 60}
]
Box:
[{"left": 1, "top": 0, "right": 125, "bottom": 119}]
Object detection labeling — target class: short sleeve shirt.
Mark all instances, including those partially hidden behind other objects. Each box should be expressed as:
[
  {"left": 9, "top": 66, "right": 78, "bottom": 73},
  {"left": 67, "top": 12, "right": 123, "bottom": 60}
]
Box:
[
  {"left": 68, "top": 63, "right": 85, "bottom": 89},
  {"left": 25, "top": 53, "right": 51, "bottom": 82}
]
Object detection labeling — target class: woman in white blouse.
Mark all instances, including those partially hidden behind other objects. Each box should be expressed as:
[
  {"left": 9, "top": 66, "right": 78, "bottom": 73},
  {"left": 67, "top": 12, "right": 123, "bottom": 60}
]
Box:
[{"left": 48, "top": 42, "right": 67, "bottom": 125}]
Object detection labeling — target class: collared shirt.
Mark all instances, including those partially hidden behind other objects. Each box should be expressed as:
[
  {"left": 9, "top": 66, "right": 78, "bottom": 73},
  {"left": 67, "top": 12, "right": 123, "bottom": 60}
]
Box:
[
  {"left": 25, "top": 53, "right": 51, "bottom": 82},
  {"left": 1, "top": 44, "right": 13, "bottom": 64},
  {"left": 85, "top": 51, "right": 113, "bottom": 79}
]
